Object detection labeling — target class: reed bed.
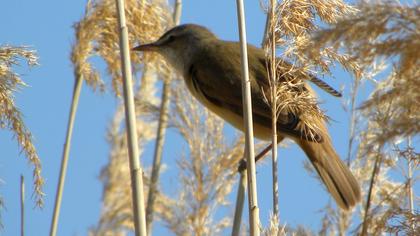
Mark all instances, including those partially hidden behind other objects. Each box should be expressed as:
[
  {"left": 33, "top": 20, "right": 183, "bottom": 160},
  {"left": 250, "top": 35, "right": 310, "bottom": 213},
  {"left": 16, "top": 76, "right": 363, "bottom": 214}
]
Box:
[{"left": 74, "top": 0, "right": 420, "bottom": 235}]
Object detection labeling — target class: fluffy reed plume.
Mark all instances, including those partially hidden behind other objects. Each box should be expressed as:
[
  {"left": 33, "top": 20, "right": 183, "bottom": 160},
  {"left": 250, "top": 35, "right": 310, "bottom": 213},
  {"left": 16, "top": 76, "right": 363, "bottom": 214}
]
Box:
[
  {"left": 339, "top": 118, "right": 415, "bottom": 235},
  {"left": 276, "top": 0, "right": 360, "bottom": 78},
  {"left": 0, "top": 45, "right": 44, "bottom": 207},
  {"left": 155, "top": 79, "right": 245, "bottom": 236},
  {"left": 307, "top": 1, "right": 419, "bottom": 235},
  {"left": 90, "top": 102, "right": 157, "bottom": 235},
  {"left": 71, "top": 0, "right": 172, "bottom": 95},
  {"left": 310, "top": 0, "right": 419, "bottom": 141}
]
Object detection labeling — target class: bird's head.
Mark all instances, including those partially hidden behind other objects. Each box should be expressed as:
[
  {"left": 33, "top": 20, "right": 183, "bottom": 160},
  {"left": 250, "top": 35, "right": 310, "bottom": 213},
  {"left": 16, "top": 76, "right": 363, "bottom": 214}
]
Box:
[{"left": 132, "top": 24, "right": 216, "bottom": 72}]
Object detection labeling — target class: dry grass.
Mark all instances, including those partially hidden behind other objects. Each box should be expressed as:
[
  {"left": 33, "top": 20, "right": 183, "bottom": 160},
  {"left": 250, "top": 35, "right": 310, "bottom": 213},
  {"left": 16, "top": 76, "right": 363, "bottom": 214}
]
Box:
[
  {"left": 71, "top": 0, "right": 172, "bottom": 95},
  {"left": 0, "top": 45, "right": 44, "bottom": 207}
]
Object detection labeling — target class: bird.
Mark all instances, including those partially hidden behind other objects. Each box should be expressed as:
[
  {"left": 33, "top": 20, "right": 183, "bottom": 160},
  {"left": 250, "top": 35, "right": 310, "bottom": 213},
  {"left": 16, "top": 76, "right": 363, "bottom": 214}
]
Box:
[{"left": 132, "top": 24, "right": 361, "bottom": 210}]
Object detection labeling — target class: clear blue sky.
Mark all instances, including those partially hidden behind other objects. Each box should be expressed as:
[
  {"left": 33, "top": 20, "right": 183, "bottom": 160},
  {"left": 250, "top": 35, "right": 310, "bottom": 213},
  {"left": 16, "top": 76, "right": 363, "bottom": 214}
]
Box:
[{"left": 1, "top": 1, "right": 408, "bottom": 235}]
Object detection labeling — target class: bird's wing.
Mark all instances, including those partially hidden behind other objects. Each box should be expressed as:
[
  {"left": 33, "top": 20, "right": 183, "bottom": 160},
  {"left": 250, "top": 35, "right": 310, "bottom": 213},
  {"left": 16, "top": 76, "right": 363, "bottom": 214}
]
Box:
[{"left": 188, "top": 44, "right": 322, "bottom": 142}]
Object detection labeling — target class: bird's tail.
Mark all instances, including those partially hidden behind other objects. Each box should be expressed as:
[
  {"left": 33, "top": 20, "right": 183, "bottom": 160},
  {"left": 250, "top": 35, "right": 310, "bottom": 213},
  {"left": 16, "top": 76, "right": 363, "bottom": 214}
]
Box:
[{"left": 297, "top": 137, "right": 361, "bottom": 210}]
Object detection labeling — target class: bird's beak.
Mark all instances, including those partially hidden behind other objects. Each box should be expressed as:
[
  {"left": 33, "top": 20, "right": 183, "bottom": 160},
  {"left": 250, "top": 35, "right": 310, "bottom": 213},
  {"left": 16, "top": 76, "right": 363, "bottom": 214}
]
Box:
[{"left": 132, "top": 42, "right": 158, "bottom": 52}]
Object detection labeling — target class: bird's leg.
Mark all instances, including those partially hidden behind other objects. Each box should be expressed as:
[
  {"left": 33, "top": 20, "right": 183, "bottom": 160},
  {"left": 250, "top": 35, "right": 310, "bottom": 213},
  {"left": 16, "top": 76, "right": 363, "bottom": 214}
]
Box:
[{"left": 237, "top": 143, "right": 273, "bottom": 172}]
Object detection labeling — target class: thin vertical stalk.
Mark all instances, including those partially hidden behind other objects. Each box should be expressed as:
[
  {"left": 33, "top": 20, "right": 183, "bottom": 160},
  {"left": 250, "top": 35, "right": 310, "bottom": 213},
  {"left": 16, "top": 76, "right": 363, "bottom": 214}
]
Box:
[
  {"left": 235, "top": 0, "right": 260, "bottom": 235},
  {"left": 145, "top": 2, "right": 182, "bottom": 234},
  {"left": 407, "top": 158, "right": 413, "bottom": 213},
  {"left": 115, "top": 0, "right": 147, "bottom": 235},
  {"left": 407, "top": 137, "right": 414, "bottom": 230},
  {"left": 268, "top": 0, "right": 279, "bottom": 219},
  {"left": 49, "top": 74, "right": 83, "bottom": 236},
  {"left": 360, "top": 148, "right": 383, "bottom": 236},
  {"left": 346, "top": 78, "right": 360, "bottom": 166},
  {"left": 232, "top": 171, "right": 247, "bottom": 236},
  {"left": 145, "top": 78, "right": 170, "bottom": 235},
  {"left": 20, "top": 175, "right": 24, "bottom": 236}
]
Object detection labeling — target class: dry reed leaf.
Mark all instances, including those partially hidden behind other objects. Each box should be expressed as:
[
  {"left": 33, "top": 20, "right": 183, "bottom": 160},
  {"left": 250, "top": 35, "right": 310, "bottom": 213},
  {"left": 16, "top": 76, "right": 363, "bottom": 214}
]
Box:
[{"left": 0, "top": 45, "right": 44, "bottom": 207}]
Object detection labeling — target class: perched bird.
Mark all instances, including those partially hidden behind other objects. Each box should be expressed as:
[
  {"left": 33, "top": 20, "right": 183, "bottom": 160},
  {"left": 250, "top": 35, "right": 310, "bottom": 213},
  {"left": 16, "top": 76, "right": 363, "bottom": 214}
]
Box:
[{"left": 133, "top": 24, "right": 361, "bottom": 210}]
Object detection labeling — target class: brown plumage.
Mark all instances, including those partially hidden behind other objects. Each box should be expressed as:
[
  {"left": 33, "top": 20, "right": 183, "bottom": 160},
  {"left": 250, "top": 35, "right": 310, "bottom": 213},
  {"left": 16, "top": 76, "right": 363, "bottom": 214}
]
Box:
[
  {"left": 296, "top": 115, "right": 361, "bottom": 210},
  {"left": 133, "top": 24, "right": 361, "bottom": 210}
]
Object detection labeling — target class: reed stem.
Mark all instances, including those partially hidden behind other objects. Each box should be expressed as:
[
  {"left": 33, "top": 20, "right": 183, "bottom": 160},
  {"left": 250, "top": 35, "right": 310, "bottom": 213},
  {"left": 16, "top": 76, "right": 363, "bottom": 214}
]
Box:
[
  {"left": 232, "top": 171, "right": 247, "bottom": 236},
  {"left": 116, "top": 0, "right": 147, "bottom": 235},
  {"left": 268, "top": 0, "right": 279, "bottom": 219},
  {"left": 235, "top": 0, "right": 260, "bottom": 234},
  {"left": 20, "top": 175, "right": 25, "bottom": 236},
  {"left": 49, "top": 74, "right": 83, "bottom": 236}
]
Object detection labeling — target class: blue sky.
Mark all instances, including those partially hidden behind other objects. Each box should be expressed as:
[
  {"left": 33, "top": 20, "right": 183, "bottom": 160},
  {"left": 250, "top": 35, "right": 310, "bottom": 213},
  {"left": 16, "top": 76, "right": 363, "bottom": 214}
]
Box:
[{"left": 2, "top": 1, "right": 416, "bottom": 235}]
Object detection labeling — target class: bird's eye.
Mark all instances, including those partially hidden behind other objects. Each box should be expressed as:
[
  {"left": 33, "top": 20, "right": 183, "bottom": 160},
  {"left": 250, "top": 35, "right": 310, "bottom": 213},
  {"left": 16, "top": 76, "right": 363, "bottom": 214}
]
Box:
[{"left": 167, "top": 35, "right": 175, "bottom": 42}]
